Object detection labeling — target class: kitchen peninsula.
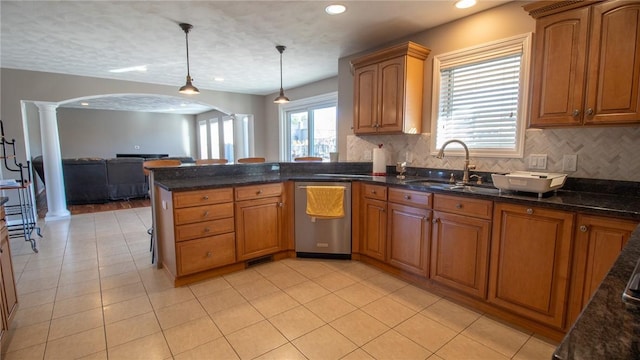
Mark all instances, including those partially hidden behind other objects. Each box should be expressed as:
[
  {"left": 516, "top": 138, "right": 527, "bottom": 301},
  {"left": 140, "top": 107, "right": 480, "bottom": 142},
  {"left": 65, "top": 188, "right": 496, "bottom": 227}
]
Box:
[{"left": 146, "top": 161, "right": 640, "bottom": 349}]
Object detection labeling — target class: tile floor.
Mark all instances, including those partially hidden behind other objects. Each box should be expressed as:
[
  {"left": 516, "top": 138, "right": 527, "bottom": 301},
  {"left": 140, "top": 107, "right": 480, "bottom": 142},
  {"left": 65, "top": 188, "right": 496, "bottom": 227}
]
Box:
[{"left": 2, "top": 207, "right": 557, "bottom": 359}]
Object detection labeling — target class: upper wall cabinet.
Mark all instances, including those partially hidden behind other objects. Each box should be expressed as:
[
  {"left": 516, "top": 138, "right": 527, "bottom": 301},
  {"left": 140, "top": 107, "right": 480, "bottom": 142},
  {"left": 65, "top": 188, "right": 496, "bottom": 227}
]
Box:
[
  {"left": 351, "top": 42, "right": 430, "bottom": 134},
  {"left": 526, "top": 1, "right": 640, "bottom": 127}
]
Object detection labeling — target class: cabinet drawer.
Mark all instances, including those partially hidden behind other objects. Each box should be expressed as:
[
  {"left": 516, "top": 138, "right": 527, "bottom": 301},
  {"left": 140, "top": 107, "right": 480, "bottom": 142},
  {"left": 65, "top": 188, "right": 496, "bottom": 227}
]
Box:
[
  {"left": 174, "top": 203, "right": 234, "bottom": 225},
  {"left": 362, "top": 184, "right": 387, "bottom": 201},
  {"left": 235, "top": 183, "right": 282, "bottom": 201},
  {"left": 176, "top": 233, "right": 236, "bottom": 275},
  {"left": 388, "top": 187, "right": 431, "bottom": 208},
  {"left": 173, "top": 188, "right": 234, "bottom": 209},
  {"left": 434, "top": 194, "right": 492, "bottom": 219},
  {"left": 175, "top": 218, "right": 235, "bottom": 242}
]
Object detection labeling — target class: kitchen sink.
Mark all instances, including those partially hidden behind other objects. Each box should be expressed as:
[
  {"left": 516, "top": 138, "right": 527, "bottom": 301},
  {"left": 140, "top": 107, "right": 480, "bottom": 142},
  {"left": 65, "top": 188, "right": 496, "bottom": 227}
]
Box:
[
  {"left": 314, "top": 173, "right": 374, "bottom": 179},
  {"left": 405, "top": 180, "right": 501, "bottom": 195}
]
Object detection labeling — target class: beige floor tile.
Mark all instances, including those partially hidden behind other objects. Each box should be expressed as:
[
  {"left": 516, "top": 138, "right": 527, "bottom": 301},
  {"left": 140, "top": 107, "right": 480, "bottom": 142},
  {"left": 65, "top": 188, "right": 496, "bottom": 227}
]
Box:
[
  {"left": 335, "top": 282, "right": 384, "bottom": 308},
  {"left": 223, "top": 268, "right": 263, "bottom": 287},
  {"left": 252, "top": 261, "right": 293, "bottom": 278},
  {"left": 234, "top": 277, "right": 281, "bottom": 300},
  {"left": 10, "top": 302, "right": 53, "bottom": 329},
  {"left": 361, "top": 296, "right": 416, "bottom": 327},
  {"left": 55, "top": 279, "right": 101, "bottom": 301},
  {"left": 312, "top": 271, "right": 356, "bottom": 292},
  {"left": 513, "top": 335, "right": 557, "bottom": 360},
  {"left": 107, "top": 332, "right": 171, "bottom": 360},
  {"left": 292, "top": 325, "right": 357, "bottom": 360},
  {"left": 289, "top": 260, "right": 334, "bottom": 279},
  {"left": 52, "top": 292, "right": 102, "bottom": 319},
  {"left": 250, "top": 290, "right": 300, "bottom": 318},
  {"left": 103, "top": 295, "right": 153, "bottom": 324},
  {"left": 341, "top": 348, "right": 376, "bottom": 360},
  {"left": 101, "top": 281, "right": 147, "bottom": 306},
  {"left": 48, "top": 307, "right": 104, "bottom": 340},
  {"left": 268, "top": 305, "right": 325, "bottom": 341},
  {"left": 100, "top": 270, "right": 141, "bottom": 290},
  {"left": 188, "top": 276, "right": 231, "bottom": 297},
  {"left": 210, "top": 302, "right": 264, "bottom": 335},
  {"left": 254, "top": 343, "right": 307, "bottom": 360},
  {"left": 163, "top": 317, "right": 223, "bottom": 355},
  {"left": 44, "top": 327, "right": 106, "bottom": 360},
  {"left": 148, "top": 286, "right": 195, "bottom": 310},
  {"left": 2, "top": 343, "right": 46, "bottom": 360},
  {"left": 105, "top": 311, "right": 161, "bottom": 347},
  {"left": 362, "top": 329, "right": 432, "bottom": 360},
  {"left": 329, "top": 309, "right": 389, "bottom": 346},
  {"left": 304, "top": 293, "right": 357, "bottom": 323},
  {"left": 16, "top": 276, "right": 59, "bottom": 295},
  {"left": 78, "top": 350, "right": 108, "bottom": 360},
  {"left": 339, "top": 261, "right": 384, "bottom": 281},
  {"left": 226, "top": 320, "right": 288, "bottom": 359},
  {"left": 284, "top": 281, "right": 330, "bottom": 304},
  {"left": 395, "top": 313, "right": 458, "bottom": 352},
  {"left": 387, "top": 285, "right": 441, "bottom": 312},
  {"left": 437, "top": 335, "right": 510, "bottom": 359},
  {"left": 198, "top": 287, "right": 248, "bottom": 315},
  {"left": 361, "top": 273, "right": 408, "bottom": 294},
  {"left": 462, "top": 316, "right": 531, "bottom": 357},
  {"left": 14, "top": 287, "right": 56, "bottom": 309},
  {"left": 155, "top": 298, "right": 207, "bottom": 330},
  {"left": 263, "top": 269, "right": 308, "bottom": 289},
  {"left": 173, "top": 337, "right": 239, "bottom": 360},
  {"left": 58, "top": 268, "right": 100, "bottom": 286},
  {"left": 421, "top": 299, "right": 483, "bottom": 332}
]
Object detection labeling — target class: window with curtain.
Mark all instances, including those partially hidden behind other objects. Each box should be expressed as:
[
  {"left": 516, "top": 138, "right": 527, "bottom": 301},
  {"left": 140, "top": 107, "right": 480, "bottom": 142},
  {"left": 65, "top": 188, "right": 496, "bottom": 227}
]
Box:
[{"left": 431, "top": 33, "right": 532, "bottom": 158}]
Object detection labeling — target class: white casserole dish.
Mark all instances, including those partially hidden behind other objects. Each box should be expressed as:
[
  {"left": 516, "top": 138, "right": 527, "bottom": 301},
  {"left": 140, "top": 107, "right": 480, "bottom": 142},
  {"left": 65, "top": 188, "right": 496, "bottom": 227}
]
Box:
[{"left": 491, "top": 171, "right": 567, "bottom": 197}]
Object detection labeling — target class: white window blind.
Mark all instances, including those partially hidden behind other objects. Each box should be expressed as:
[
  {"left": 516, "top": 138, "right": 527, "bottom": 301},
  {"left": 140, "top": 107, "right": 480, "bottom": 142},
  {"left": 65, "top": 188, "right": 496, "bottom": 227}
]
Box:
[{"left": 432, "top": 33, "right": 531, "bottom": 158}]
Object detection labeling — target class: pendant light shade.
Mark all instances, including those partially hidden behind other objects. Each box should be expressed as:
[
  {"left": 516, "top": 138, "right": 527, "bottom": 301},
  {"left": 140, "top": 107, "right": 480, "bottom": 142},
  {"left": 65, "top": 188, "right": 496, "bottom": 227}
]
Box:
[
  {"left": 178, "top": 23, "right": 200, "bottom": 95},
  {"left": 274, "top": 45, "right": 290, "bottom": 104}
]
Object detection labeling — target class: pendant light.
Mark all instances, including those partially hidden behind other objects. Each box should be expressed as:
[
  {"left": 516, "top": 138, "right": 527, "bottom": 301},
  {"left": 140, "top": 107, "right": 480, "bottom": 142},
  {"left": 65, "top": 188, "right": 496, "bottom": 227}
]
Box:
[
  {"left": 178, "top": 23, "right": 199, "bottom": 95},
  {"left": 273, "top": 45, "right": 290, "bottom": 104}
]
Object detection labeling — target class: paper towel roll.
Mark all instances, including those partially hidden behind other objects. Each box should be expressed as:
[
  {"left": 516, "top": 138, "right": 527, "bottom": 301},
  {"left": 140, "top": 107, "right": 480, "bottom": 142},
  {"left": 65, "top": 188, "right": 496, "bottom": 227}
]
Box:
[{"left": 372, "top": 148, "right": 386, "bottom": 175}]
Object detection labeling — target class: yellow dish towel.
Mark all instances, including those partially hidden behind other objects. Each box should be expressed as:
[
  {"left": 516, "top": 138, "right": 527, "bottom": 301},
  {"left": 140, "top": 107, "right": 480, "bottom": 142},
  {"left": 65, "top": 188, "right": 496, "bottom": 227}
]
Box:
[{"left": 306, "top": 186, "right": 345, "bottom": 219}]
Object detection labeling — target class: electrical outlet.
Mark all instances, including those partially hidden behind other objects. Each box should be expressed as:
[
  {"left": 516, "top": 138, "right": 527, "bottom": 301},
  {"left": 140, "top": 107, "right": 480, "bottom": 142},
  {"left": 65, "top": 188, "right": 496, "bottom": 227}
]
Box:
[
  {"left": 529, "top": 154, "right": 547, "bottom": 170},
  {"left": 134, "top": 145, "right": 140, "bottom": 150},
  {"left": 563, "top": 154, "right": 578, "bottom": 172}
]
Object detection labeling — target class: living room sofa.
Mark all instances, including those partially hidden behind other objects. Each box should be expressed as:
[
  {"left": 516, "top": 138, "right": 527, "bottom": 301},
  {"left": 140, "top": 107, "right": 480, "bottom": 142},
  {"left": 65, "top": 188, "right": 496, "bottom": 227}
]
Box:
[{"left": 31, "top": 155, "right": 193, "bottom": 205}]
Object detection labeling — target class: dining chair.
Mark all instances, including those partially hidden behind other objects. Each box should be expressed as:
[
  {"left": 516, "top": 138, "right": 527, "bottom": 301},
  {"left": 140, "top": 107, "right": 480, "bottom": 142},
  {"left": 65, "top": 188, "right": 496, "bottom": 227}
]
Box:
[
  {"left": 294, "top": 156, "right": 323, "bottom": 162},
  {"left": 237, "top": 157, "right": 266, "bottom": 163},
  {"left": 143, "top": 159, "right": 181, "bottom": 264},
  {"left": 195, "top": 158, "right": 228, "bottom": 165}
]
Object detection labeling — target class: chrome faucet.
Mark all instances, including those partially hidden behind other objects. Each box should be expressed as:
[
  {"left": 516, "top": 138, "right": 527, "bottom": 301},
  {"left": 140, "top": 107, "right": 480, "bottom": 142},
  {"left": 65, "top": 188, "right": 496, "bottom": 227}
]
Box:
[{"left": 436, "top": 139, "right": 475, "bottom": 184}]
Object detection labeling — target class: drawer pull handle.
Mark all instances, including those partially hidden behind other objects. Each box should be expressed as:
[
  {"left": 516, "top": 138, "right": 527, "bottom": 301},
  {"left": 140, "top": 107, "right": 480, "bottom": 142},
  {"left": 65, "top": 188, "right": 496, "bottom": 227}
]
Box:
[
  {"left": 203, "top": 210, "right": 209, "bottom": 217},
  {"left": 455, "top": 203, "right": 462, "bottom": 209},
  {"left": 257, "top": 190, "right": 263, "bottom": 195},
  {"left": 404, "top": 195, "right": 411, "bottom": 200},
  {"left": 572, "top": 109, "right": 580, "bottom": 117},
  {"left": 526, "top": 208, "right": 533, "bottom": 215},
  {"left": 206, "top": 251, "right": 212, "bottom": 258},
  {"left": 371, "top": 190, "right": 377, "bottom": 194},
  {"left": 432, "top": 218, "right": 439, "bottom": 224},
  {"left": 278, "top": 202, "right": 284, "bottom": 208},
  {"left": 579, "top": 225, "right": 588, "bottom": 233},
  {"left": 202, "top": 195, "right": 209, "bottom": 200},
  {"left": 203, "top": 227, "right": 210, "bottom": 233},
  {"left": 586, "top": 108, "right": 594, "bottom": 116}
]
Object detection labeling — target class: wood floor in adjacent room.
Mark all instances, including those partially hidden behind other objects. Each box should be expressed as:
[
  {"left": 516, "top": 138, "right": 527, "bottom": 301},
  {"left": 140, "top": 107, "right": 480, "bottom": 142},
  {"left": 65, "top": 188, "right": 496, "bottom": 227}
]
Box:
[{"left": 36, "top": 190, "right": 150, "bottom": 217}]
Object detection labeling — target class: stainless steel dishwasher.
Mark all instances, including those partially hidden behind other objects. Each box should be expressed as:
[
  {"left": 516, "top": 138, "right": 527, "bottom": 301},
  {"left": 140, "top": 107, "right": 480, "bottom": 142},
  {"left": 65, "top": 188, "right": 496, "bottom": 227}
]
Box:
[{"left": 294, "top": 181, "right": 351, "bottom": 259}]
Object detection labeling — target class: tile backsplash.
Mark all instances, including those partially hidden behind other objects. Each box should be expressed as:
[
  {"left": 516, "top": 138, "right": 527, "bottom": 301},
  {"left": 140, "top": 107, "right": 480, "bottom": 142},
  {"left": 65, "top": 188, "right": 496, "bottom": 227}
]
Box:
[{"left": 346, "top": 127, "right": 640, "bottom": 182}]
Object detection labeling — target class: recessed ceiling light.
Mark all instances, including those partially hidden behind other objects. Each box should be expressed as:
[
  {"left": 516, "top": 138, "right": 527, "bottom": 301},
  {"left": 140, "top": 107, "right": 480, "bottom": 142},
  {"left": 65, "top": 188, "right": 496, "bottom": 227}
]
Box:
[
  {"left": 455, "top": 0, "right": 476, "bottom": 9},
  {"left": 109, "top": 65, "right": 147, "bottom": 73},
  {"left": 325, "top": 4, "right": 346, "bottom": 15},
  {"left": 80, "top": 102, "right": 89, "bottom": 106},
  {"left": 214, "top": 77, "right": 225, "bottom": 82}
]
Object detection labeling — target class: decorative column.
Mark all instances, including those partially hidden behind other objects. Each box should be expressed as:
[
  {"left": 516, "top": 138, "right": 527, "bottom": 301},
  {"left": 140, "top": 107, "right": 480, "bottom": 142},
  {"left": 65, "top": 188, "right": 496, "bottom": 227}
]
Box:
[{"left": 35, "top": 102, "right": 70, "bottom": 221}]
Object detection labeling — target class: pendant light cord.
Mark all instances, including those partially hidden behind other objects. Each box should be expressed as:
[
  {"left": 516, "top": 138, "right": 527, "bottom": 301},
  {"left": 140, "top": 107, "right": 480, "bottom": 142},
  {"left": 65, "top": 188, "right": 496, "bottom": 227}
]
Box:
[{"left": 185, "top": 30, "right": 191, "bottom": 77}]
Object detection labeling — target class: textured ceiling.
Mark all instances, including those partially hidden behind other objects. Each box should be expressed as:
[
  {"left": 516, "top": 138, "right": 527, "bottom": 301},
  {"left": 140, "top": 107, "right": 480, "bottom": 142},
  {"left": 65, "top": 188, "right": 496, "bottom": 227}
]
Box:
[{"left": 1, "top": 0, "right": 510, "bottom": 114}]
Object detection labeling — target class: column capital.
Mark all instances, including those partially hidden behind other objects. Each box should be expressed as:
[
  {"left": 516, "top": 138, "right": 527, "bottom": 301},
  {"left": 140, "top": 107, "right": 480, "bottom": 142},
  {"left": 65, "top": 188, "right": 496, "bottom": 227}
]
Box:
[{"left": 34, "top": 101, "right": 59, "bottom": 112}]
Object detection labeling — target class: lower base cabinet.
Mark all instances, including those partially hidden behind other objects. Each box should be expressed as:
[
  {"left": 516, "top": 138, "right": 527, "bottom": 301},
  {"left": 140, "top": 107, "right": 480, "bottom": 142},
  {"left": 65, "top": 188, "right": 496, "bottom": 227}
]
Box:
[
  {"left": 235, "top": 184, "right": 284, "bottom": 261},
  {"left": 489, "top": 203, "right": 574, "bottom": 329},
  {"left": 0, "top": 206, "right": 17, "bottom": 349},
  {"left": 387, "top": 202, "right": 430, "bottom": 276}
]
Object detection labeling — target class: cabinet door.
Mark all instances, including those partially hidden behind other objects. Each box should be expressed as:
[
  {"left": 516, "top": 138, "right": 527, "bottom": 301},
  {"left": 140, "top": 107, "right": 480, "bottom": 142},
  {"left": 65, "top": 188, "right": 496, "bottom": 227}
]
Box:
[
  {"left": 387, "top": 203, "right": 430, "bottom": 276},
  {"left": 377, "top": 57, "right": 405, "bottom": 133},
  {"left": 567, "top": 215, "right": 638, "bottom": 326},
  {"left": 431, "top": 211, "right": 491, "bottom": 298},
  {"left": 353, "top": 64, "right": 379, "bottom": 134},
  {"left": 176, "top": 233, "right": 236, "bottom": 276},
  {"left": 235, "top": 197, "right": 282, "bottom": 261},
  {"left": 361, "top": 197, "right": 387, "bottom": 261},
  {"left": 0, "top": 228, "right": 17, "bottom": 326},
  {"left": 489, "top": 204, "right": 574, "bottom": 329},
  {"left": 584, "top": 2, "right": 640, "bottom": 125},
  {"left": 530, "top": 6, "right": 589, "bottom": 127}
]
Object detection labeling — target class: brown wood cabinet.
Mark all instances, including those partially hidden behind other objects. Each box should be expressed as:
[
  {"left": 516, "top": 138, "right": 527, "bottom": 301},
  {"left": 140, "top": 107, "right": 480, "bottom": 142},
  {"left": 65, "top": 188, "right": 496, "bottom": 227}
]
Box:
[
  {"left": 567, "top": 214, "right": 639, "bottom": 326},
  {"left": 351, "top": 42, "right": 430, "bottom": 134},
  {"left": 360, "top": 184, "right": 388, "bottom": 261},
  {"left": 431, "top": 195, "right": 492, "bottom": 298},
  {"left": 235, "top": 183, "right": 284, "bottom": 261},
  {"left": 527, "top": 1, "right": 640, "bottom": 127},
  {"left": 387, "top": 188, "right": 432, "bottom": 276},
  {"left": 0, "top": 205, "right": 17, "bottom": 349},
  {"left": 489, "top": 203, "right": 574, "bottom": 329}
]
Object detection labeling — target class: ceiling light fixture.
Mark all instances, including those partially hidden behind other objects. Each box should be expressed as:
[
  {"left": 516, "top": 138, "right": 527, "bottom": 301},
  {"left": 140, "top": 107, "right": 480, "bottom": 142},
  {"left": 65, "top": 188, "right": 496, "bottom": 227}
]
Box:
[
  {"left": 325, "top": 4, "right": 346, "bottom": 15},
  {"left": 178, "top": 23, "right": 199, "bottom": 95},
  {"left": 455, "top": 0, "right": 476, "bottom": 9},
  {"left": 109, "top": 65, "right": 147, "bottom": 73},
  {"left": 273, "top": 45, "right": 290, "bottom": 104}
]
